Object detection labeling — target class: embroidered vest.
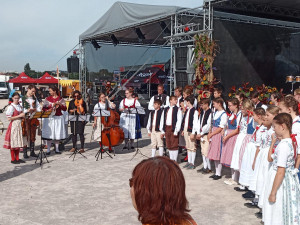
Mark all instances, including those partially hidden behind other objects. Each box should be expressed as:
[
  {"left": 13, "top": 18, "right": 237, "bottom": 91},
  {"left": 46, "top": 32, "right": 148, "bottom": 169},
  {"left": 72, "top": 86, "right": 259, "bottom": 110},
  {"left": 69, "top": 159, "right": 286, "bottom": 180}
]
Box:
[
  {"left": 163, "top": 106, "right": 179, "bottom": 132},
  {"left": 150, "top": 108, "right": 163, "bottom": 131},
  {"left": 154, "top": 94, "right": 167, "bottom": 106},
  {"left": 181, "top": 107, "right": 196, "bottom": 132},
  {"left": 199, "top": 109, "right": 212, "bottom": 134}
]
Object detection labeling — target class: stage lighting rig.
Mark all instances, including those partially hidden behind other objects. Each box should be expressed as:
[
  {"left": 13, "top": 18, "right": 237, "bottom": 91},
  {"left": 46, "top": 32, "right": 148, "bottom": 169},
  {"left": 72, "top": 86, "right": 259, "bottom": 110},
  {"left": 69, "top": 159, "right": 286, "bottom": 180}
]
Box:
[
  {"left": 91, "top": 40, "right": 101, "bottom": 50},
  {"left": 135, "top": 28, "right": 145, "bottom": 41},
  {"left": 110, "top": 34, "right": 119, "bottom": 46},
  {"left": 159, "top": 21, "right": 171, "bottom": 35}
]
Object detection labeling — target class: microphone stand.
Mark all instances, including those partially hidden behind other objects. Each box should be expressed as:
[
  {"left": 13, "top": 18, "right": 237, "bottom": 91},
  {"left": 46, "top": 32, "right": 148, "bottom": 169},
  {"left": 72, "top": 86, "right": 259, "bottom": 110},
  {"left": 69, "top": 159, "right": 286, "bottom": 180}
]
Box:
[{"left": 35, "top": 111, "right": 49, "bottom": 166}]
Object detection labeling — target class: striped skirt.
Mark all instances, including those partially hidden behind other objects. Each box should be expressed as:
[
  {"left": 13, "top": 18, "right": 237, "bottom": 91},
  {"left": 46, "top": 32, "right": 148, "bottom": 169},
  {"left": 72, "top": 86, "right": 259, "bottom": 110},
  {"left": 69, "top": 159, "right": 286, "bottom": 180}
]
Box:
[
  {"left": 207, "top": 127, "right": 223, "bottom": 161},
  {"left": 220, "top": 129, "right": 238, "bottom": 166},
  {"left": 230, "top": 133, "right": 247, "bottom": 171}
]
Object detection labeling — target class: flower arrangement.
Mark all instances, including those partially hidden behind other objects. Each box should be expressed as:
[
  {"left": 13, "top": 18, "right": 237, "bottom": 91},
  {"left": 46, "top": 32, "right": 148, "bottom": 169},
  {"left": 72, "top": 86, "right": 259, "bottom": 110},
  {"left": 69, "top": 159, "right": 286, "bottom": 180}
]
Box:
[
  {"left": 193, "top": 34, "right": 219, "bottom": 93},
  {"left": 228, "top": 83, "right": 282, "bottom": 104}
]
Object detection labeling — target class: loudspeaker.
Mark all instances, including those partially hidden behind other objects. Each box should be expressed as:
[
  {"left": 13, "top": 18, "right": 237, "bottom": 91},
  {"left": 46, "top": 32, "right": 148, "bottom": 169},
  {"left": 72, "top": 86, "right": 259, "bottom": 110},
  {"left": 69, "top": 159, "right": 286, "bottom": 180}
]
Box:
[
  {"left": 67, "top": 56, "right": 79, "bottom": 73},
  {"left": 175, "top": 47, "right": 187, "bottom": 70}
]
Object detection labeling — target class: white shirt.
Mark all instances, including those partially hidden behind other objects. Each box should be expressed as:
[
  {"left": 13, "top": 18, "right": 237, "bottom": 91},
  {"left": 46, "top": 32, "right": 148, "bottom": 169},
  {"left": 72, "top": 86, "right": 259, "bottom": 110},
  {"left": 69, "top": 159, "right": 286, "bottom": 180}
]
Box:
[
  {"left": 148, "top": 95, "right": 170, "bottom": 110},
  {"left": 160, "top": 106, "right": 182, "bottom": 135},
  {"left": 146, "top": 109, "right": 164, "bottom": 133},
  {"left": 212, "top": 110, "right": 227, "bottom": 128},
  {"left": 275, "top": 138, "right": 293, "bottom": 168},
  {"left": 255, "top": 102, "right": 268, "bottom": 111},
  {"left": 292, "top": 116, "right": 300, "bottom": 154},
  {"left": 119, "top": 98, "right": 141, "bottom": 110},
  {"left": 197, "top": 110, "right": 212, "bottom": 136},
  {"left": 93, "top": 102, "right": 115, "bottom": 111},
  {"left": 176, "top": 96, "right": 183, "bottom": 107},
  {"left": 184, "top": 107, "right": 199, "bottom": 134},
  {"left": 239, "top": 116, "right": 248, "bottom": 134},
  {"left": 6, "top": 103, "right": 23, "bottom": 117}
]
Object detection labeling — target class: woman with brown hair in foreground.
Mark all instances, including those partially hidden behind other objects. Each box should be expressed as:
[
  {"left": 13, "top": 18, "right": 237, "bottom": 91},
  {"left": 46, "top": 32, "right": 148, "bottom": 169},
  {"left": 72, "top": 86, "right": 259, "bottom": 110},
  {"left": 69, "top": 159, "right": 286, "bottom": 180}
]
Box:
[{"left": 129, "top": 156, "right": 197, "bottom": 225}]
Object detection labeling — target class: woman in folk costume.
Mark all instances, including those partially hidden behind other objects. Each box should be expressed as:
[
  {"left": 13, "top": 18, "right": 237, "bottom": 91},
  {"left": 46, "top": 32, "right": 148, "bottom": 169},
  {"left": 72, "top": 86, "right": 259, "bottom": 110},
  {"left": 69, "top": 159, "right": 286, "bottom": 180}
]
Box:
[
  {"left": 42, "top": 85, "right": 66, "bottom": 155},
  {"left": 278, "top": 95, "right": 300, "bottom": 182},
  {"left": 92, "top": 93, "right": 116, "bottom": 152},
  {"left": 119, "top": 88, "right": 142, "bottom": 150},
  {"left": 231, "top": 99, "right": 255, "bottom": 191},
  {"left": 3, "top": 92, "right": 26, "bottom": 164},
  {"left": 256, "top": 106, "right": 279, "bottom": 210},
  {"left": 220, "top": 98, "right": 242, "bottom": 185},
  {"left": 262, "top": 113, "right": 300, "bottom": 225},
  {"left": 207, "top": 97, "right": 227, "bottom": 180}
]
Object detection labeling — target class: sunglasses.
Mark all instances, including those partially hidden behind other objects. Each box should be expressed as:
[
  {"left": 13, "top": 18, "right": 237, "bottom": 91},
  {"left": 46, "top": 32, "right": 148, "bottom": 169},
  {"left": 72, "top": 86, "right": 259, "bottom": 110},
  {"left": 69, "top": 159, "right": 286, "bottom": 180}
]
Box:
[{"left": 129, "top": 178, "right": 133, "bottom": 187}]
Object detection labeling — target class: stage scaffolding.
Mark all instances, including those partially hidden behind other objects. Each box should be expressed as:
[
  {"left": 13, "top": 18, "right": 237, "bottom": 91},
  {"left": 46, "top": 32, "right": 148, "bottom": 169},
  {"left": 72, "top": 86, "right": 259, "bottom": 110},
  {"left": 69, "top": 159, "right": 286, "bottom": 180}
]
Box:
[{"left": 79, "top": 0, "right": 300, "bottom": 97}]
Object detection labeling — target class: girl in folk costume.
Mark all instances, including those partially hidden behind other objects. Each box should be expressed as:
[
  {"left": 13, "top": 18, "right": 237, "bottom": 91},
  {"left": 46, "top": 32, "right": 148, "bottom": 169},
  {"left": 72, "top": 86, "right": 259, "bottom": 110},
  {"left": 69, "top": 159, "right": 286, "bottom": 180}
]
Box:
[
  {"left": 262, "top": 113, "right": 300, "bottom": 225},
  {"left": 3, "top": 92, "right": 26, "bottom": 164},
  {"left": 220, "top": 98, "right": 242, "bottom": 185},
  {"left": 270, "top": 92, "right": 283, "bottom": 106},
  {"left": 68, "top": 90, "right": 87, "bottom": 153},
  {"left": 278, "top": 95, "right": 300, "bottom": 182},
  {"left": 92, "top": 93, "right": 116, "bottom": 152},
  {"left": 42, "top": 85, "right": 66, "bottom": 155},
  {"left": 161, "top": 96, "right": 183, "bottom": 162},
  {"left": 231, "top": 99, "right": 255, "bottom": 191},
  {"left": 239, "top": 108, "right": 266, "bottom": 200},
  {"left": 256, "top": 106, "right": 279, "bottom": 210},
  {"left": 119, "top": 88, "right": 142, "bottom": 150},
  {"left": 207, "top": 97, "right": 227, "bottom": 180},
  {"left": 181, "top": 96, "right": 199, "bottom": 169}
]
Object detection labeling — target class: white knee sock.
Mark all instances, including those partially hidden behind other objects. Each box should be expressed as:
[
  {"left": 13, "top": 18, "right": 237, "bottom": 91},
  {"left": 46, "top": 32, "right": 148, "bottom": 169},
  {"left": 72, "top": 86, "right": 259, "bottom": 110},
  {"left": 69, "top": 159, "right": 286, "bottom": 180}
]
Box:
[
  {"left": 55, "top": 141, "right": 59, "bottom": 152},
  {"left": 206, "top": 157, "right": 211, "bottom": 170},
  {"left": 47, "top": 140, "right": 52, "bottom": 153},
  {"left": 202, "top": 155, "right": 207, "bottom": 169},
  {"left": 173, "top": 150, "right": 178, "bottom": 162},
  {"left": 158, "top": 147, "right": 164, "bottom": 156},
  {"left": 231, "top": 169, "right": 235, "bottom": 180},
  {"left": 151, "top": 149, "right": 156, "bottom": 157},
  {"left": 191, "top": 152, "right": 196, "bottom": 165},
  {"left": 188, "top": 151, "right": 192, "bottom": 163},
  {"left": 169, "top": 150, "right": 173, "bottom": 160},
  {"left": 215, "top": 160, "right": 222, "bottom": 176}
]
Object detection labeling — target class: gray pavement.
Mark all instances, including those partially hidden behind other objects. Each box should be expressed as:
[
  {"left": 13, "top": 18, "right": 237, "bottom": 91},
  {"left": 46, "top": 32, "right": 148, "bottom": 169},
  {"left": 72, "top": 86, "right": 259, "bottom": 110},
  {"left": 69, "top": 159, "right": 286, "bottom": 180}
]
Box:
[{"left": 0, "top": 99, "right": 261, "bottom": 225}]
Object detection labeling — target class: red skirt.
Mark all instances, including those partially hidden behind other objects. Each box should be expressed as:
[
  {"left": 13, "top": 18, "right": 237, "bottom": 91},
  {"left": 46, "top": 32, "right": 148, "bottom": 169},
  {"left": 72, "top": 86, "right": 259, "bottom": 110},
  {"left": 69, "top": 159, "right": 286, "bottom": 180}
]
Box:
[
  {"left": 207, "top": 127, "right": 223, "bottom": 161},
  {"left": 220, "top": 129, "right": 238, "bottom": 166}
]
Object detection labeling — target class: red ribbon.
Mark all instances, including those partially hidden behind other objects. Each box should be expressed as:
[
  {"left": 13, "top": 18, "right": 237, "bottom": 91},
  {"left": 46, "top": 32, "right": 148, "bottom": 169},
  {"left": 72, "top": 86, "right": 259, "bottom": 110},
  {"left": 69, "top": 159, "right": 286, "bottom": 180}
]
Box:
[
  {"left": 291, "top": 134, "right": 298, "bottom": 159},
  {"left": 246, "top": 110, "right": 253, "bottom": 124},
  {"left": 254, "top": 126, "right": 260, "bottom": 141}
]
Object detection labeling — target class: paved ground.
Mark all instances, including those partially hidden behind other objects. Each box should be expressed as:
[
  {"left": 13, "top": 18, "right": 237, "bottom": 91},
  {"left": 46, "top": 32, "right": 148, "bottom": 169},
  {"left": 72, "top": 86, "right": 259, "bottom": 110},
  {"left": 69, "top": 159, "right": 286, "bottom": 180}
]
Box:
[{"left": 0, "top": 99, "right": 261, "bottom": 225}]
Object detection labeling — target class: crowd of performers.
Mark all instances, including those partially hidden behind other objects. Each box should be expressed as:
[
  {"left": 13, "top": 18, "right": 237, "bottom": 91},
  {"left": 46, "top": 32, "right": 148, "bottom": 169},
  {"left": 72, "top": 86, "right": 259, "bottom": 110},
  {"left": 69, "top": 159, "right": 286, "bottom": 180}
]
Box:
[{"left": 3, "top": 82, "right": 300, "bottom": 224}]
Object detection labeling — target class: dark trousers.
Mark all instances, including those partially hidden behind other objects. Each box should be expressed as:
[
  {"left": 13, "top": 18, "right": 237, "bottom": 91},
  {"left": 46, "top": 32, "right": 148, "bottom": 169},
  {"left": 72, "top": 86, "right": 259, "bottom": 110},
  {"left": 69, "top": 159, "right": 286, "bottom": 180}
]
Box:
[{"left": 72, "top": 134, "right": 84, "bottom": 149}]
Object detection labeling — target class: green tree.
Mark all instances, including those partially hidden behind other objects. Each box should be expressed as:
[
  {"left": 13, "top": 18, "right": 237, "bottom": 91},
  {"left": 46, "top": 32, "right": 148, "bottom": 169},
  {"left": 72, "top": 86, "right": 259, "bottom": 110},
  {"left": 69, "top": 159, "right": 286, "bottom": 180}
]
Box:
[{"left": 24, "top": 63, "right": 31, "bottom": 75}]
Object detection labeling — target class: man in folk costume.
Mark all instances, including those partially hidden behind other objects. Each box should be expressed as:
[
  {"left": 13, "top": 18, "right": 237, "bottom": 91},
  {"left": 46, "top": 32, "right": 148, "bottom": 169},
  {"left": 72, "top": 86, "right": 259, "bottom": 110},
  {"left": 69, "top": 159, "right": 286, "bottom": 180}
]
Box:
[
  {"left": 148, "top": 84, "right": 170, "bottom": 110},
  {"left": 146, "top": 99, "right": 164, "bottom": 157},
  {"left": 20, "top": 84, "right": 41, "bottom": 158},
  {"left": 174, "top": 86, "right": 184, "bottom": 107},
  {"left": 161, "top": 96, "right": 183, "bottom": 162}
]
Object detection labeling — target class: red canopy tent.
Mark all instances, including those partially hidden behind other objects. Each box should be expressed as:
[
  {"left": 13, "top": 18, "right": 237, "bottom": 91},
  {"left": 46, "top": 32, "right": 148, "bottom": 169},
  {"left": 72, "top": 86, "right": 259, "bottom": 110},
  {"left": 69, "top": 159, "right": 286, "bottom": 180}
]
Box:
[
  {"left": 37, "top": 72, "right": 58, "bottom": 84},
  {"left": 8, "top": 72, "right": 37, "bottom": 83}
]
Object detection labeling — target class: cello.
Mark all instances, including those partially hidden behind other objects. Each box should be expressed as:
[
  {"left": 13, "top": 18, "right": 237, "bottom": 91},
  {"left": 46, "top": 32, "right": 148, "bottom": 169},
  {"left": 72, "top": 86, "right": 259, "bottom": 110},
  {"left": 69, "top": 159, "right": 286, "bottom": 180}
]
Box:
[{"left": 99, "top": 97, "right": 124, "bottom": 147}]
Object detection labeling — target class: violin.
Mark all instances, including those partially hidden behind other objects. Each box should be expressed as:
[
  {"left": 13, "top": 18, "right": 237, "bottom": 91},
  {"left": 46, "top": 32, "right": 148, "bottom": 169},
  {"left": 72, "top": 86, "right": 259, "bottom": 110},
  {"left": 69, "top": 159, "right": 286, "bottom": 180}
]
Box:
[{"left": 74, "top": 98, "right": 84, "bottom": 114}]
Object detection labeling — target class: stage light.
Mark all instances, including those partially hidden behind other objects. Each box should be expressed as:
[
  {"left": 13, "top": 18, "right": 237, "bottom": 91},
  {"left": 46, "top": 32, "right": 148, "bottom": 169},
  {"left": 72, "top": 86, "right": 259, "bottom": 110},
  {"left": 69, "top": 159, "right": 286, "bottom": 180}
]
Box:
[
  {"left": 111, "top": 34, "right": 119, "bottom": 46},
  {"left": 135, "top": 28, "right": 145, "bottom": 40},
  {"left": 159, "top": 21, "right": 171, "bottom": 35},
  {"left": 91, "top": 40, "right": 101, "bottom": 50}
]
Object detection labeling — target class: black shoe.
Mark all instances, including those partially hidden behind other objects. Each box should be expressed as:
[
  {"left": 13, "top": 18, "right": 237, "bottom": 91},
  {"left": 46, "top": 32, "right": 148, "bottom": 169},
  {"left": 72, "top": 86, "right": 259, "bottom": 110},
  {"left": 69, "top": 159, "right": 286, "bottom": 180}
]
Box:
[
  {"left": 244, "top": 202, "right": 258, "bottom": 208},
  {"left": 182, "top": 152, "right": 187, "bottom": 156},
  {"left": 46, "top": 152, "right": 51, "bottom": 155},
  {"left": 30, "top": 151, "right": 38, "bottom": 157},
  {"left": 202, "top": 169, "right": 212, "bottom": 174},
  {"left": 255, "top": 212, "right": 262, "bottom": 219},
  {"left": 55, "top": 151, "right": 61, "bottom": 154},
  {"left": 213, "top": 175, "right": 222, "bottom": 180},
  {"left": 131, "top": 147, "right": 135, "bottom": 150},
  {"left": 234, "top": 187, "right": 248, "bottom": 192},
  {"left": 242, "top": 191, "right": 255, "bottom": 199},
  {"left": 17, "top": 159, "right": 26, "bottom": 163},
  {"left": 122, "top": 146, "right": 128, "bottom": 151},
  {"left": 197, "top": 168, "right": 204, "bottom": 173},
  {"left": 209, "top": 174, "right": 216, "bottom": 179},
  {"left": 11, "top": 160, "right": 20, "bottom": 164}
]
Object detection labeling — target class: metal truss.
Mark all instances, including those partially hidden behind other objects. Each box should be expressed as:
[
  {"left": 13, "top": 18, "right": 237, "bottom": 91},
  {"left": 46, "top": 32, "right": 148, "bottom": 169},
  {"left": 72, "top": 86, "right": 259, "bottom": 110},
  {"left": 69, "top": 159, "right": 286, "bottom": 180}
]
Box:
[
  {"left": 78, "top": 42, "right": 87, "bottom": 99},
  {"left": 214, "top": 0, "right": 300, "bottom": 21}
]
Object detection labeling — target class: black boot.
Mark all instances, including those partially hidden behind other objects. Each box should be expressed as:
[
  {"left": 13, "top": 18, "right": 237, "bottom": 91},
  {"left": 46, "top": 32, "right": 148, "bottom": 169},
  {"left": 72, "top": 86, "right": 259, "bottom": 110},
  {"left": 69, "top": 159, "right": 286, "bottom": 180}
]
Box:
[
  {"left": 23, "top": 147, "right": 29, "bottom": 159},
  {"left": 30, "top": 142, "right": 37, "bottom": 157}
]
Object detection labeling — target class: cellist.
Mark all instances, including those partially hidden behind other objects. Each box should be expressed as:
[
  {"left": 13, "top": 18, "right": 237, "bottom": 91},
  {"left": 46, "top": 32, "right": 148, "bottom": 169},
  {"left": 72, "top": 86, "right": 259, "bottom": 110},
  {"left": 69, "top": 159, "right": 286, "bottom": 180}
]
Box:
[
  {"left": 92, "top": 93, "right": 116, "bottom": 152},
  {"left": 68, "top": 90, "right": 87, "bottom": 153}
]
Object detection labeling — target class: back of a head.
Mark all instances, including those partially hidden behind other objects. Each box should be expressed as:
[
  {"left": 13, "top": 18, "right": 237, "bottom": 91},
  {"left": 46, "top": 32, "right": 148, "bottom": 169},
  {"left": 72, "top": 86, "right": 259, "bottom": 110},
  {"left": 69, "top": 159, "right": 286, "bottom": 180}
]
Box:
[{"left": 131, "top": 157, "right": 191, "bottom": 225}]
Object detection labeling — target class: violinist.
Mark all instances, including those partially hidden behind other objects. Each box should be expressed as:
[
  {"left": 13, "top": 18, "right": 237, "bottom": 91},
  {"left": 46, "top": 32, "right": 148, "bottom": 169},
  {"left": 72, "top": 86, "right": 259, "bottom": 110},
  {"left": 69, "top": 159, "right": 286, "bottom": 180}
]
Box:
[
  {"left": 68, "top": 90, "right": 87, "bottom": 153},
  {"left": 42, "top": 85, "right": 67, "bottom": 155},
  {"left": 92, "top": 93, "right": 115, "bottom": 151}
]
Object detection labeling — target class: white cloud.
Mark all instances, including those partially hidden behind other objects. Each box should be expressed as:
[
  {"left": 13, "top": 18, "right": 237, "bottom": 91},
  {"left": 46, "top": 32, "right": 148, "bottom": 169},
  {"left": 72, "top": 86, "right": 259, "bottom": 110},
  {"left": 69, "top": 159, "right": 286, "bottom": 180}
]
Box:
[{"left": 0, "top": 0, "right": 203, "bottom": 72}]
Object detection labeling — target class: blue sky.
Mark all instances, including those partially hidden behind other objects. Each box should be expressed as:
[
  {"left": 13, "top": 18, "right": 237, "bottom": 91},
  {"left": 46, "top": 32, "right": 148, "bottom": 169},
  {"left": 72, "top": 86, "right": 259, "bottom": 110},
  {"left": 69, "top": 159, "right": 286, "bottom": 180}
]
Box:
[{"left": 0, "top": 0, "right": 203, "bottom": 72}]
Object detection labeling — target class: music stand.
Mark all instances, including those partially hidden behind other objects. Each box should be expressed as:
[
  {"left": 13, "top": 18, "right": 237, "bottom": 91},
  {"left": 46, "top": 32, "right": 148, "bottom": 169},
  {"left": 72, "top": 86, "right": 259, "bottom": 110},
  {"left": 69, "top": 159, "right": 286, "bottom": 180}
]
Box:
[
  {"left": 68, "top": 114, "right": 90, "bottom": 161},
  {"left": 129, "top": 106, "right": 148, "bottom": 160},
  {"left": 92, "top": 109, "right": 113, "bottom": 160},
  {"left": 33, "top": 111, "right": 51, "bottom": 166}
]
